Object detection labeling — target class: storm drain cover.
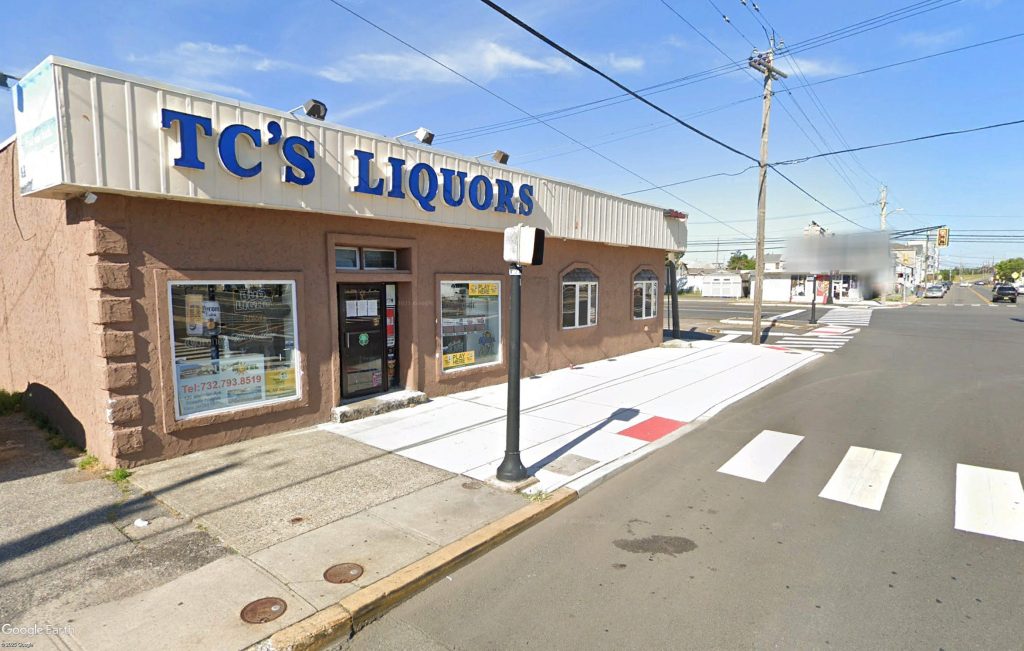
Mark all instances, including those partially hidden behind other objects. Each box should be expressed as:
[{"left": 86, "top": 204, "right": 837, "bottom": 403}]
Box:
[
  {"left": 323, "top": 563, "right": 364, "bottom": 584},
  {"left": 240, "top": 597, "right": 287, "bottom": 624}
]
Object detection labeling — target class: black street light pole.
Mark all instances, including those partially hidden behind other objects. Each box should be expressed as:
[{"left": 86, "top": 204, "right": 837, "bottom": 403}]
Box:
[{"left": 497, "top": 263, "right": 527, "bottom": 482}]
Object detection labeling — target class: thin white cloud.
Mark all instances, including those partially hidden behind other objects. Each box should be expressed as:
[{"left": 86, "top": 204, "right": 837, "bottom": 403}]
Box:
[
  {"left": 318, "top": 41, "right": 573, "bottom": 85},
  {"left": 787, "top": 57, "right": 848, "bottom": 78},
  {"left": 663, "top": 35, "right": 688, "bottom": 49},
  {"left": 132, "top": 39, "right": 573, "bottom": 97},
  {"left": 606, "top": 54, "right": 645, "bottom": 73},
  {"left": 331, "top": 97, "right": 393, "bottom": 122},
  {"left": 127, "top": 42, "right": 298, "bottom": 97},
  {"left": 900, "top": 29, "right": 963, "bottom": 49}
]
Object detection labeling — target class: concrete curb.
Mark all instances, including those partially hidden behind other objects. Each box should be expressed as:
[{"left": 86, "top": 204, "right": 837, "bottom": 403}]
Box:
[{"left": 258, "top": 487, "right": 578, "bottom": 651}]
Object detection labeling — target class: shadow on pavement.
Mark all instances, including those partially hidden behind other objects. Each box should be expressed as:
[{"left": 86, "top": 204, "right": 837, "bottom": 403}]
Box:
[{"left": 663, "top": 327, "right": 714, "bottom": 341}]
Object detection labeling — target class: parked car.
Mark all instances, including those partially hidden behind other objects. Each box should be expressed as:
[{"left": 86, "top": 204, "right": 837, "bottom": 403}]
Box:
[
  {"left": 924, "top": 285, "right": 945, "bottom": 298},
  {"left": 991, "top": 285, "right": 1018, "bottom": 303}
]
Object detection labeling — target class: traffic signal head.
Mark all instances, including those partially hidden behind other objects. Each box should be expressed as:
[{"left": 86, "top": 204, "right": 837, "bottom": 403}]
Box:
[{"left": 937, "top": 228, "right": 950, "bottom": 247}]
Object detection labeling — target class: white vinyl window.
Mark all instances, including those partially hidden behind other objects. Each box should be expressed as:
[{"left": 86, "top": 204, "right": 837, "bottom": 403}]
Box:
[
  {"left": 562, "top": 268, "right": 599, "bottom": 329},
  {"left": 633, "top": 270, "right": 658, "bottom": 319},
  {"left": 363, "top": 249, "right": 398, "bottom": 270},
  {"left": 335, "top": 247, "right": 359, "bottom": 270}
]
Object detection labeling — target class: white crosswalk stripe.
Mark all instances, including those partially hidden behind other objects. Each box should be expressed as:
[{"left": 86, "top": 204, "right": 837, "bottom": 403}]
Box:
[
  {"left": 713, "top": 437, "right": 1024, "bottom": 542},
  {"left": 819, "top": 446, "right": 902, "bottom": 510},
  {"left": 717, "top": 430, "right": 803, "bottom": 482},
  {"left": 817, "top": 307, "right": 873, "bottom": 326},
  {"left": 776, "top": 331, "right": 854, "bottom": 354},
  {"left": 955, "top": 464, "right": 1024, "bottom": 542}
]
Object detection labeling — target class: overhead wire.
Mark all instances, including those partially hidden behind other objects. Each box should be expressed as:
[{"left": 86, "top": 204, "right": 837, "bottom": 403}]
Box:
[
  {"left": 738, "top": 2, "right": 878, "bottom": 206},
  {"left": 436, "top": 0, "right": 966, "bottom": 145},
  {"left": 324, "top": 0, "right": 754, "bottom": 238},
  {"left": 772, "top": 118, "right": 1024, "bottom": 165},
  {"left": 520, "top": 30, "right": 1024, "bottom": 172}
]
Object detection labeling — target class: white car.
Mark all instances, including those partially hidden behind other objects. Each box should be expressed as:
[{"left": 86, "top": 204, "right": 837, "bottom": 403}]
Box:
[{"left": 959, "top": 282, "right": 970, "bottom": 287}]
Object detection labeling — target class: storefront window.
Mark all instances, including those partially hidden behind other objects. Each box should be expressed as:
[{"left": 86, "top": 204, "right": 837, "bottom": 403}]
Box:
[
  {"left": 562, "top": 268, "right": 599, "bottom": 329},
  {"left": 632, "top": 270, "right": 658, "bottom": 319},
  {"left": 440, "top": 280, "right": 501, "bottom": 371},
  {"left": 168, "top": 281, "right": 300, "bottom": 418}
]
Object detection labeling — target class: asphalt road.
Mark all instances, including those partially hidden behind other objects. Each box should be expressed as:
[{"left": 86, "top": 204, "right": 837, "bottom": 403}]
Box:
[
  {"left": 664, "top": 297, "right": 813, "bottom": 321},
  {"left": 347, "top": 289, "right": 1024, "bottom": 650}
]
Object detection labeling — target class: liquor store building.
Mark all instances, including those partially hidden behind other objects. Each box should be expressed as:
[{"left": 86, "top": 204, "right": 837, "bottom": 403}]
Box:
[{"left": 0, "top": 57, "right": 687, "bottom": 467}]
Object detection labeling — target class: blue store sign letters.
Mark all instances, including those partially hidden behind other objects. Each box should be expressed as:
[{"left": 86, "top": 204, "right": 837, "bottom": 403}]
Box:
[{"left": 160, "top": 109, "right": 534, "bottom": 216}]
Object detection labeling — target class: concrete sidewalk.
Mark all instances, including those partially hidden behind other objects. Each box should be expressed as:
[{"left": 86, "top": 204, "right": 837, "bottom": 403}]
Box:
[{"left": 18, "top": 341, "right": 819, "bottom": 651}]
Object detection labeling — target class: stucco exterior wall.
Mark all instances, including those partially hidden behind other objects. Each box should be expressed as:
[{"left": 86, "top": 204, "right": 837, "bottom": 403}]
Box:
[
  {"left": 0, "top": 144, "right": 112, "bottom": 462},
  {"left": 67, "top": 192, "right": 664, "bottom": 466}
]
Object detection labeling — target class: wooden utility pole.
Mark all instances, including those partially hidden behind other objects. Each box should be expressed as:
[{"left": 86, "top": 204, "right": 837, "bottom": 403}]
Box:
[
  {"left": 748, "top": 44, "right": 787, "bottom": 345},
  {"left": 879, "top": 185, "right": 888, "bottom": 230}
]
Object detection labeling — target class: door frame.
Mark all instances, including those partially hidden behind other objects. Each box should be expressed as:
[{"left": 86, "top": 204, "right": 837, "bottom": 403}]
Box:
[
  {"left": 338, "top": 282, "right": 387, "bottom": 400},
  {"left": 325, "top": 232, "right": 419, "bottom": 409}
]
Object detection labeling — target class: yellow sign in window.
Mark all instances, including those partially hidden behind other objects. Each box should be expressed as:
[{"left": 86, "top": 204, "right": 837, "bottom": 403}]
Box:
[
  {"left": 468, "top": 282, "right": 499, "bottom": 297},
  {"left": 265, "top": 367, "right": 297, "bottom": 398},
  {"left": 442, "top": 350, "right": 476, "bottom": 369}
]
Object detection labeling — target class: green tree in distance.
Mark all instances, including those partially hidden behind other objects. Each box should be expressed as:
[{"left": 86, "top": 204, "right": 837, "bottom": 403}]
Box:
[
  {"left": 727, "top": 251, "right": 756, "bottom": 271},
  {"left": 994, "top": 257, "right": 1024, "bottom": 282}
]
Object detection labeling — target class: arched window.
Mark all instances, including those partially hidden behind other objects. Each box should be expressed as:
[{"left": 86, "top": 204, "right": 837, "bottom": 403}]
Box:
[
  {"left": 562, "top": 268, "right": 598, "bottom": 329},
  {"left": 633, "top": 269, "right": 658, "bottom": 319}
]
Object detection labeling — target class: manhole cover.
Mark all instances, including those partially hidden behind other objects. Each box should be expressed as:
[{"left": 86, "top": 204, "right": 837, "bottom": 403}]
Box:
[
  {"left": 323, "top": 563, "right": 364, "bottom": 584},
  {"left": 240, "top": 597, "right": 287, "bottom": 624}
]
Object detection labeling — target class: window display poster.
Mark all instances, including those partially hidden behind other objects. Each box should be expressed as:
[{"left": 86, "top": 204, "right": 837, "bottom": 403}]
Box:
[
  {"left": 443, "top": 350, "right": 476, "bottom": 370},
  {"left": 468, "top": 282, "right": 499, "bottom": 297},
  {"left": 175, "top": 354, "right": 265, "bottom": 417},
  {"left": 186, "top": 294, "right": 204, "bottom": 335},
  {"left": 440, "top": 280, "right": 500, "bottom": 371},
  {"left": 265, "top": 366, "right": 297, "bottom": 399},
  {"left": 386, "top": 307, "right": 396, "bottom": 347},
  {"left": 203, "top": 300, "right": 221, "bottom": 335}
]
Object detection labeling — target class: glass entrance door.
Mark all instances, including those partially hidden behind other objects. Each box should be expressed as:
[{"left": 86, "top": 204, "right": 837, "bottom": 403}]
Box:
[{"left": 338, "top": 284, "right": 386, "bottom": 399}]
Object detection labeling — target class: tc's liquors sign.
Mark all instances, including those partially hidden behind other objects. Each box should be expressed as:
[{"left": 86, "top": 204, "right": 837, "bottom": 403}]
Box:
[{"left": 160, "top": 109, "right": 534, "bottom": 216}]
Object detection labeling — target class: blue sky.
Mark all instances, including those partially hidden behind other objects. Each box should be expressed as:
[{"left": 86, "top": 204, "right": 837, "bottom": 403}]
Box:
[{"left": 2, "top": 0, "right": 1021, "bottom": 266}]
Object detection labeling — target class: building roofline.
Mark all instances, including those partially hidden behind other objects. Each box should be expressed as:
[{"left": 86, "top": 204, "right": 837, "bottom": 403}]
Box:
[{"left": 31, "top": 55, "right": 682, "bottom": 215}]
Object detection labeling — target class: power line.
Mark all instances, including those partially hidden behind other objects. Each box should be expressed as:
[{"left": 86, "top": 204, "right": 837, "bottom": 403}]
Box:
[
  {"left": 437, "top": 0, "right": 968, "bottom": 145},
  {"left": 778, "top": 0, "right": 962, "bottom": 56},
  {"left": 773, "top": 118, "right": 1024, "bottom": 165},
  {"left": 741, "top": 2, "right": 884, "bottom": 206},
  {"left": 621, "top": 165, "right": 757, "bottom": 195},
  {"left": 573, "top": 29, "right": 1019, "bottom": 190},
  {"left": 481, "top": 0, "right": 872, "bottom": 231},
  {"left": 324, "top": 0, "right": 752, "bottom": 238},
  {"left": 513, "top": 29, "right": 1024, "bottom": 172},
  {"left": 633, "top": 116, "right": 1024, "bottom": 194}
]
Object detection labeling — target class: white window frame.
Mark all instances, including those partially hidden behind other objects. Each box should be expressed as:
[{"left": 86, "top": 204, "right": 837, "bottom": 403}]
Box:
[
  {"left": 633, "top": 279, "right": 658, "bottom": 320},
  {"left": 562, "top": 281, "right": 599, "bottom": 329},
  {"left": 334, "top": 246, "right": 359, "bottom": 270},
  {"left": 167, "top": 280, "right": 301, "bottom": 420},
  {"left": 362, "top": 248, "right": 398, "bottom": 270}
]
